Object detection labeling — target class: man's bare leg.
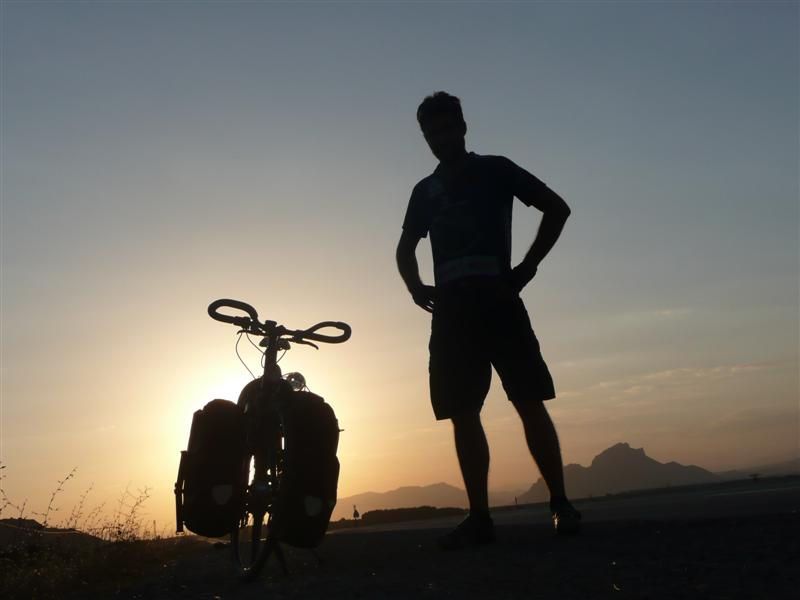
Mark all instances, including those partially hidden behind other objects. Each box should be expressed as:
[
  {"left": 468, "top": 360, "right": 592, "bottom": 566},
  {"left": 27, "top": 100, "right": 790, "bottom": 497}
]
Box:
[
  {"left": 515, "top": 400, "right": 582, "bottom": 534},
  {"left": 437, "top": 410, "right": 495, "bottom": 549},
  {"left": 513, "top": 400, "right": 566, "bottom": 499},
  {"left": 451, "top": 411, "right": 490, "bottom": 513}
]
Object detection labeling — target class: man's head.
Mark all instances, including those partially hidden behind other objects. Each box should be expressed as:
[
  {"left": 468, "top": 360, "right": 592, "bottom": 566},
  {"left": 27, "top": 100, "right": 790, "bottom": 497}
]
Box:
[{"left": 417, "top": 91, "right": 467, "bottom": 163}]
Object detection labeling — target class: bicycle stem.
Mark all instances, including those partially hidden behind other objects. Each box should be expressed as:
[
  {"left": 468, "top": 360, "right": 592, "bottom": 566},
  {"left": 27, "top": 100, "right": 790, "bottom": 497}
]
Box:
[{"left": 260, "top": 321, "right": 283, "bottom": 385}]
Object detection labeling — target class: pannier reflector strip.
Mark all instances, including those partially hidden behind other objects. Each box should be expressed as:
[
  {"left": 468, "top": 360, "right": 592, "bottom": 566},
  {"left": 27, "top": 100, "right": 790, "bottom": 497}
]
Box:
[
  {"left": 212, "top": 485, "right": 233, "bottom": 505},
  {"left": 304, "top": 496, "right": 323, "bottom": 516}
]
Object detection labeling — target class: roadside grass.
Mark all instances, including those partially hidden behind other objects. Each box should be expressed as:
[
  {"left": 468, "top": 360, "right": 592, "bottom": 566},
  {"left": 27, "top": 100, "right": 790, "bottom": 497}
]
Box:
[
  {"left": 1, "top": 530, "right": 209, "bottom": 599},
  {"left": 0, "top": 463, "right": 190, "bottom": 599}
]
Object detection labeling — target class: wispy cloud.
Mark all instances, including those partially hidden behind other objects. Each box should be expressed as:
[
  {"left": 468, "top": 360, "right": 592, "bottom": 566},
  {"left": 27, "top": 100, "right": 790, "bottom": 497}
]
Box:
[
  {"left": 559, "top": 361, "right": 782, "bottom": 405},
  {"left": 625, "top": 308, "right": 694, "bottom": 321},
  {"left": 710, "top": 406, "right": 800, "bottom": 433}
]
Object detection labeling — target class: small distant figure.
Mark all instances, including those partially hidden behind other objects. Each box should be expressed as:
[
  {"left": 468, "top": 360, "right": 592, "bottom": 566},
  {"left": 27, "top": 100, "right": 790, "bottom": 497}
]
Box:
[
  {"left": 352, "top": 504, "right": 360, "bottom": 525},
  {"left": 514, "top": 496, "right": 518, "bottom": 508}
]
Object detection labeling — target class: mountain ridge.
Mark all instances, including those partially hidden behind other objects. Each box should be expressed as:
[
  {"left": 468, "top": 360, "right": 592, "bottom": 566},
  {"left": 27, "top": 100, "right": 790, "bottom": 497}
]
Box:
[
  {"left": 333, "top": 482, "right": 467, "bottom": 521},
  {"left": 518, "top": 442, "right": 717, "bottom": 503},
  {"left": 334, "top": 442, "right": 756, "bottom": 520}
]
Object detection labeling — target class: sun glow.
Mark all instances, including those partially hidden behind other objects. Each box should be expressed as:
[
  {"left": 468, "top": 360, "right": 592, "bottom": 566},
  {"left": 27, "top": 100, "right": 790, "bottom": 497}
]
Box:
[{"left": 160, "top": 366, "right": 254, "bottom": 449}]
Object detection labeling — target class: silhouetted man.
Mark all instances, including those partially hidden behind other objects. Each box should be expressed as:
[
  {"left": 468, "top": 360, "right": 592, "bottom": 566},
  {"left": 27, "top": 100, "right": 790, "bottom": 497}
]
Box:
[{"left": 396, "top": 92, "right": 581, "bottom": 549}]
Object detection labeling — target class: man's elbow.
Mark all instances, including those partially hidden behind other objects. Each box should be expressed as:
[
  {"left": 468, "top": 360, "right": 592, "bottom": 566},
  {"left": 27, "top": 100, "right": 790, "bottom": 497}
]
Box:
[
  {"left": 396, "top": 231, "right": 420, "bottom": 257},
  {"left": 396, "top": 239, "right": 414, "bottom": 268},
  {"left": 541, "top": 188, "right": 570, "bottom": 219},
  {"left": 396, "top": 239, "right": 408, "bottom": 262},
  {"left": 549, "top": 200, "right": 571, "bottom": 220}
]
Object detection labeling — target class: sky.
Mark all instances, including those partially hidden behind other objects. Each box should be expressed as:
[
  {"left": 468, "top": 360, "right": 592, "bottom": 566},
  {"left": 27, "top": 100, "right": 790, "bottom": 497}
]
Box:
[{"left": 1, "top": 1, "right": 797, "bottom": 531}]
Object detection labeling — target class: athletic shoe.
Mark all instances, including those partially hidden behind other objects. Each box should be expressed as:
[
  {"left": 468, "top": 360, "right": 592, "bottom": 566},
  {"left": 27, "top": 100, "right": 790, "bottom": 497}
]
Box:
[
  {"left": 551, "top": 499, "right": 582, "bottom": 535},
  {"left": 436, "top": 513, "right": 495, "bottom": 550}
]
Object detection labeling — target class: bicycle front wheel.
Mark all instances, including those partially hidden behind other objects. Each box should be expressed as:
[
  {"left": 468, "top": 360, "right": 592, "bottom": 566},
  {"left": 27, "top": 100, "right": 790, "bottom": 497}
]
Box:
[
  {"left": 231, "top": 446, "right": 282, "bottom": 580},
  {"left": 230, "top": 508, "right": 272, "bottom": 580}
]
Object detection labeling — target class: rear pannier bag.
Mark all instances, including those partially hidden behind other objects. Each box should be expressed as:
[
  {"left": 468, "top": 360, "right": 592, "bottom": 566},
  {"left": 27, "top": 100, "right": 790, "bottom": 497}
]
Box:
[
  {"left": 175, "top": 399, "right": 247, "bottom": 537},
  {"left": 270, "top": 391, "right": 340, "bottom": 548}
]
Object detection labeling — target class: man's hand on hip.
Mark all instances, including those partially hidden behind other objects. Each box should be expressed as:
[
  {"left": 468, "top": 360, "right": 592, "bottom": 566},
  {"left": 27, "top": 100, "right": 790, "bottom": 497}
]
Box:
[
  {"left": 411, "top": 284, "right": 437, "bottom": 313},
  {"left": 510, "top": 262, "right": 538, "bottom": 293}
]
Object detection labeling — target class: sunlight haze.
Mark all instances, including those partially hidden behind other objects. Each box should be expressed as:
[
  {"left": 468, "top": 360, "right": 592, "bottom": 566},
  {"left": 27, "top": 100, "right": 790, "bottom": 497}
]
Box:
[{"left": 1, "top": 1, "right": 797, "bottom": 531}]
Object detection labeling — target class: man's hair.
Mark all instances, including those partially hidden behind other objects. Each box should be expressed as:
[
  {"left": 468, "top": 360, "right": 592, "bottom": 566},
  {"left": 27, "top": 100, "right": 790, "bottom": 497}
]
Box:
[{"left": 416, "top": 91, "right": 465, "bottom": 130}]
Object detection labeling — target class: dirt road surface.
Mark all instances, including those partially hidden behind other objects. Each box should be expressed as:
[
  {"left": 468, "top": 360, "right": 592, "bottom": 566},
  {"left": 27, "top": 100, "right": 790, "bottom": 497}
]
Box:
[{"left": 72, "top": 479, "right": 799, "bottom": 600}]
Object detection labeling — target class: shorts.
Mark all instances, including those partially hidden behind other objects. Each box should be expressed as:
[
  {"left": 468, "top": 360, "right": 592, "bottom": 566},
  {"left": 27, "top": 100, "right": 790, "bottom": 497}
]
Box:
[{"left": 428, "top": 277, "right": 556, "bottom": 420}]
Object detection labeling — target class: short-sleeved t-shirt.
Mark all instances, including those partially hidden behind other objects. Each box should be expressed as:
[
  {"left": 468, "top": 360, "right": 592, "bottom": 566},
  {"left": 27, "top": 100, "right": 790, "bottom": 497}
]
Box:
[{"left": 403, "top": 152, "right": 552, "bottom": 286}]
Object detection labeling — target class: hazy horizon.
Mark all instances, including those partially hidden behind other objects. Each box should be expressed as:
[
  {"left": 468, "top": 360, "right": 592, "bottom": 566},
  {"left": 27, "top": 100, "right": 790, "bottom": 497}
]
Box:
[{"left": 2, "top": 1, "right": 797, "bottom": 531}]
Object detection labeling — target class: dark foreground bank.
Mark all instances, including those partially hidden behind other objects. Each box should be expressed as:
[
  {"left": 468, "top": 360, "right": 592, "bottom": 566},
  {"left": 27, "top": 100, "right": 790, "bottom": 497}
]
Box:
[{"left": 46, "top": 511, "right": 796, "bottom": 600}]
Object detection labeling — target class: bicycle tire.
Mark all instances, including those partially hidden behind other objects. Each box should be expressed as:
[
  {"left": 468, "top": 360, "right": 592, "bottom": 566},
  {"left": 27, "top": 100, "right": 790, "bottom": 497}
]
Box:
[
  {"left": 230, "top": 448, "right": 282, "bottom": 580},
  {"left": 230, "top": 508, "right": 271, "bottom": 580}
]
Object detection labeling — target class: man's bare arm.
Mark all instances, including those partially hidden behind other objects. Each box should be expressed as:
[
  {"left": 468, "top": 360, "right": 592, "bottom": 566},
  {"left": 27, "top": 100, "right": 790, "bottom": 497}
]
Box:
[
  {"left": 396, "top": 229, "right": 436, "bottom": 312},
  {"left": 512, "top": 186, "right": 571, "bottom": 291}
]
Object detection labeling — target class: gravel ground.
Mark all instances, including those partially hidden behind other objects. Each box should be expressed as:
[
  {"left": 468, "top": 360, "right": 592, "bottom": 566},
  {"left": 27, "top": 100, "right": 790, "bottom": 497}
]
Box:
[{"left": 86, "top": 511, "right": 798, "bottom": 600}]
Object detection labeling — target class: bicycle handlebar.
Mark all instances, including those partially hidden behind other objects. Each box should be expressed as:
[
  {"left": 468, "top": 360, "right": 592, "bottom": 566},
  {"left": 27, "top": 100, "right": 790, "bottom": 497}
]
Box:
[
  {"left": 293, "top": 321, "right": 351, "bottom": 344},
  {"left": 208, "top": 299, "right": 259, "bottom": 327},
  {"left": 208, "top": 299, "right": 351, "bottom": 345}
]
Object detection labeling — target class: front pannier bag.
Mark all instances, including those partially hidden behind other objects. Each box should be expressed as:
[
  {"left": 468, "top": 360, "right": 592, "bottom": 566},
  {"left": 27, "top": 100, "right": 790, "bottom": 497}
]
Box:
[{"left": 175, "top": 399, "right": 247, "bottom": 537}]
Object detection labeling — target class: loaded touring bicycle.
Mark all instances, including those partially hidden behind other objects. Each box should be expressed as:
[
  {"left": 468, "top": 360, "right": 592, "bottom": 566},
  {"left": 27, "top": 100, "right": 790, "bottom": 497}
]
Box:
[{"left": 175, "top": 299, "right": 351, "bottom": 579}]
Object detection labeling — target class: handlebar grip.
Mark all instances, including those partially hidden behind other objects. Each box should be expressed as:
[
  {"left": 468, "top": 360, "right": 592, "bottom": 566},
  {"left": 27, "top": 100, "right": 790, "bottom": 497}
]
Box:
[
  {"left": 299, "top": 321, "right": 352, "bottom": 343},
  {"left": 208, "top": 299, "right": 259, "bottom": 327}
]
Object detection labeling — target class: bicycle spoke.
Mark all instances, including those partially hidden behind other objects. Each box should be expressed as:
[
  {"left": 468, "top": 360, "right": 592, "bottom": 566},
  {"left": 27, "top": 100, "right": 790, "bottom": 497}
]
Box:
[{"left": 250, "top": 514, "right": 262, "bottom": 563}]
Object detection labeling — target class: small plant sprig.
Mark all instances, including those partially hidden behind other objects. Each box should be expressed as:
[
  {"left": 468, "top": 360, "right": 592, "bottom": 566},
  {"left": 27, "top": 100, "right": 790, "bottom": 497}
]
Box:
[
  {"left": 64, "top": 482, "right": 94, "bottom": 530},
  {"left": 0, "top": 463, "right": 29, "bottom": 521},
  {"left": 32, "top": 467, "right": 77, "bottom": 528},
  {"left": 91, "top": 485, "right": 153, "bottom": 542},
  {"left": 82, "top": 501, "right": 107, "bottom": 536},
  {"left": 116, "top": 486, "right": 152, "bottom": 542},
  {"left": 111, "top": 484, "right": 129, "bottom": 526},
  {"left": 0, "top": 462, "right": 7, "bottom": 517}
]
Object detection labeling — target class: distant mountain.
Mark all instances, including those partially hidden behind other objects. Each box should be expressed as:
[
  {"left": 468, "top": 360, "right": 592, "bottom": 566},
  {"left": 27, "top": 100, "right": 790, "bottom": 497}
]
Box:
[
  {"left": 489, "top": 487, "right": 528, "bottom": 507},
  {"left": 753, "top": 457, "right": 800, "bottom": 476},
  {"left": 334, "top": 483, "right": 467, "bottom": 521},
  {"left": 334, "top": 443, "right": 778, "bottom": 520},
  {"left": 716, "top": 457, "right": 800, "bottom": 481},
  {"left": 518, "top": 442, "right": 718, "bottom": 503}
]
